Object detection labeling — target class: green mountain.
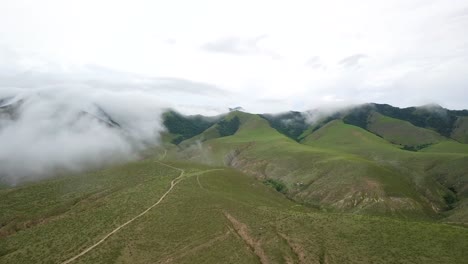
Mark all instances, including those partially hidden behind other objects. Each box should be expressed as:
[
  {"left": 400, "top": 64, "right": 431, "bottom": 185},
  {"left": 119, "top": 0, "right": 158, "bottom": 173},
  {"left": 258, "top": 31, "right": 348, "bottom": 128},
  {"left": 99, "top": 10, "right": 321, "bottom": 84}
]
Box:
[
  {"left": 164, "top": 107, "right": 468, "bottom": 222},
  {"left": 342, "top": 103, "right": 468, "bottom": 140},
  {"left": 452, "top": 116, "right": 468, "bottom": 143},
  {"left": 162, "top": 110, "right": 221, "bottom": 144},
  {"left": 1, "top": 104, "right": 468, "bottom": 263}
]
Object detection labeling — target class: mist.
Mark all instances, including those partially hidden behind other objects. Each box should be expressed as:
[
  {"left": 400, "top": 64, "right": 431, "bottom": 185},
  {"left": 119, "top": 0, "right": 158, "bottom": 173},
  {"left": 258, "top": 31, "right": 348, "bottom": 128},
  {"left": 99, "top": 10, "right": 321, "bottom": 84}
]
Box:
[{"left": 0, "top": 87, "right": 167, "bottom": 185}]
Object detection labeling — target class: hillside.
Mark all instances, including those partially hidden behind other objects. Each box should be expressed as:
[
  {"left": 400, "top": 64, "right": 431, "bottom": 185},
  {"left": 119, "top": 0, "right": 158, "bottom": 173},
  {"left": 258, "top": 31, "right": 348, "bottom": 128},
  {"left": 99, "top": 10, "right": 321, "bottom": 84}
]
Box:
[
  {"left": 163, "top": 108, "right": 468, "bottom": 222},
  {"left": 366, "top": 111, "right": 443, "bottom": 148},
  {"left": 165, "top": 112, "right": 465, "bottom": 221},
  {"left": 1, "top": 158, "right": 468, "bottom": 264},
  {"left": 343, "top": 103, "right": 468, "bottom": 141},
  {"left": 451, "top": 116, "right": 468, "bottom": 143},
  {"left": 1, "top": 104, "right": 468, "bottom": 263},
  {"left": 162, "top": 110, "right": 221, "bottom": 145}
]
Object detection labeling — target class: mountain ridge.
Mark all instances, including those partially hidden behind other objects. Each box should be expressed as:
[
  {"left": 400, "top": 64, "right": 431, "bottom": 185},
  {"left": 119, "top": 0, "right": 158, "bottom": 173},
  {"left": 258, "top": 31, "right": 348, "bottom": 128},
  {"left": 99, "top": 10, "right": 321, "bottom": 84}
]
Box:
[
  {"left": 2, "top": 102, "right": 468, "bottom": 263},
  {"left": 163, "top": 106, "right": 468, "bottom": 223}
]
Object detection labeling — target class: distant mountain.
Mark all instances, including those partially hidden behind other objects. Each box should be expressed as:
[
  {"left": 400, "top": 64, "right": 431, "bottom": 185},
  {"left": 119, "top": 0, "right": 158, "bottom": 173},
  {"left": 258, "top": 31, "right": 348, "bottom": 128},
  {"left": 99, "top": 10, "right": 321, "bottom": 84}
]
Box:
[
  {"left": 162, "top": 110, "right": 221, "bottom": 144},
  {"left": 2, "top": 103, "right": 468, "bottom": 263},
  {"left": 161, "top": 104, "right": 468, "bottom": 224},
  {"left": 0, "top": 97, "right": 23, "bottom": 120},
  {"left": 342, "top": 103, "right": 468, "bottom": 139},
  {"left": 0, "top": 96, "right": 121, "bottom": 129},
  {"left": 257, "top": 103, "right": 468, "bottom": 146}
]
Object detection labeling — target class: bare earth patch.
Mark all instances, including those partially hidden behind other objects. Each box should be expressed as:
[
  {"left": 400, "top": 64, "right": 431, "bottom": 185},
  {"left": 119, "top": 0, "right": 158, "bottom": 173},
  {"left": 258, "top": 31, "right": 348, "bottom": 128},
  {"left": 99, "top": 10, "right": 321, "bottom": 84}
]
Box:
[{"left": 223, "top": 212, "right": 269, "bottom": 264}]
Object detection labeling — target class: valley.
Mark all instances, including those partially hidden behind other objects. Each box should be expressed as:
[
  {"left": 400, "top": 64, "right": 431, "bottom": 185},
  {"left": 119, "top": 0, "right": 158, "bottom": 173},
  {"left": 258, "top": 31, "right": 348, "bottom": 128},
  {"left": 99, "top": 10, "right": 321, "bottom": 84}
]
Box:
[{"left": 1, "top": 103, "right": 468, "bottom": 263}]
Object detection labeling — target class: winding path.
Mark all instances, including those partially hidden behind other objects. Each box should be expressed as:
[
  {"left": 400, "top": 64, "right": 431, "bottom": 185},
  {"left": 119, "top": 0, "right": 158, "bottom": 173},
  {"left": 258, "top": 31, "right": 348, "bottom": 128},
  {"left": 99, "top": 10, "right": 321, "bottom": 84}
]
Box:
[{"left": 62, "top": 160, "right": 184, "bottom": 264}]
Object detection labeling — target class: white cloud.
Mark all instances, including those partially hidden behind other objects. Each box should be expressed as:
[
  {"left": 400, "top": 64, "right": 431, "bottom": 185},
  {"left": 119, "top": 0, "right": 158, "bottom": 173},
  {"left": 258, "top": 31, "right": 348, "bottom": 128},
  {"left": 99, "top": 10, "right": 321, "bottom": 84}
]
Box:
[
  {"left": 0, "top": 87, "right": 167, "bottom": 184},
  {"left": 0, "top": 0, "right": 467, "bottom": 112},
  {"left": 202, "top": 35, "right": 281, "bottom": 59},
  {"left": 1, "top": 0, "right": 468, "bottom": 182},
  {"left": 339, "top": 54, "right": 368, "bottom": 68},
  {"left": 305, "top": 56, "right": 325, "bottom": 69}
]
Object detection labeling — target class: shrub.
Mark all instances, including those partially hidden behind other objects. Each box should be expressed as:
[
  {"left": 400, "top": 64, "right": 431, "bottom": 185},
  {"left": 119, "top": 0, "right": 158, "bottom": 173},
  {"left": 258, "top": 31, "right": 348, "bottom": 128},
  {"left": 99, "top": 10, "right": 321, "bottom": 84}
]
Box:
[{"left": 264, "top": 179, "right": 287, "bottom": 193}]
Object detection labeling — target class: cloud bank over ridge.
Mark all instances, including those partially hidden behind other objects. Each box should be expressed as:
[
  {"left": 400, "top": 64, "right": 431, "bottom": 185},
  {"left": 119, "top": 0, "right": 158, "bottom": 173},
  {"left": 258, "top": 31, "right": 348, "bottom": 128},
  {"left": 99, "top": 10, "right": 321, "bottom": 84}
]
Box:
[{"left": 1, "top": 0, "right": 468, "bottom": 182}]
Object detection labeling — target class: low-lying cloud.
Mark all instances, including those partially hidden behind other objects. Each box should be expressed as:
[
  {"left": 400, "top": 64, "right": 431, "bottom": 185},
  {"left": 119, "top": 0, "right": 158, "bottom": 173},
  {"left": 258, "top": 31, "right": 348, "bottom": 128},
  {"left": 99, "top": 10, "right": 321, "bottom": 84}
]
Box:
[{"left": 0, "top": 86, "right": 167, "bottom": 185}]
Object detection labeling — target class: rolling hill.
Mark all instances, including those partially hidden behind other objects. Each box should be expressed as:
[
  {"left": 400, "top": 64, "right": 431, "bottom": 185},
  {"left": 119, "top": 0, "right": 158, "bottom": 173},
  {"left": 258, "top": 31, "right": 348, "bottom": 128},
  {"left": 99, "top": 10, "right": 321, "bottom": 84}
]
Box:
[
  {"left": 1, "top": 159, "right": 468, "bottom": 264},
  {"left": 165, "top": 107, "right": 468, "bottom": 222},
  {"left": 452, "top": 116, "right": 468, "bottom": 143},
  {"left": 1, "top": 103, "right": 468, "bottom": 263}
]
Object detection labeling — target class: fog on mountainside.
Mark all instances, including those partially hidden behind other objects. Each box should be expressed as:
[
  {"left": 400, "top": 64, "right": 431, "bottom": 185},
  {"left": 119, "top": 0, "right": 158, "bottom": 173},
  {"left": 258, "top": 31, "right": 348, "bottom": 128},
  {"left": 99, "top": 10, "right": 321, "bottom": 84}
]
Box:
[
  {"left": 3, "top": 87, "right": 467, "bottom": 186},
  {"left": 0, "top": 88, "right": 166, "bottom": 184}
]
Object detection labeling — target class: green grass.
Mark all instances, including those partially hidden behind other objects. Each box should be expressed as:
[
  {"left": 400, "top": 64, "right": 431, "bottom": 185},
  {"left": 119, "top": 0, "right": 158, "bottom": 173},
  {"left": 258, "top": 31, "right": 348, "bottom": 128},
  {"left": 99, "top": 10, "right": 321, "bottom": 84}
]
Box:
[
  {"left": 301, "top": 119, "right": 401, "bottom": 152},
  {"left": 2, "top": 109, "right": 468, "bottom": 263},
  {"left": 420, "top": 140, "right": 468, "bottom": 154},
  {"left": 171, "top": 113, "right": 468, "bottom": 222},
  {"left": 367, "top": 112, "right": 443, "bottom": 147},
  {"left": 0, "top": 159, "right": 180, "bottom": 262},
  {"left": 1, "top": 159, "right": 468, "bottom": 263},
  {"left": 451, "top": 116, "right": 468, "bottom": 143}
]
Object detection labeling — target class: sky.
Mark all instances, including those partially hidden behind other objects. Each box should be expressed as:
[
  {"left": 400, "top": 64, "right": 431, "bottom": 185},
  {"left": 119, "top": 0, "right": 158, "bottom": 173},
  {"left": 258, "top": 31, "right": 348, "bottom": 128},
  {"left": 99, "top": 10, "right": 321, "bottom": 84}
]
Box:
[
  {"left": 1, "top": 0, "right": 468, "bottom": 114},
  {"left": 1, "top": 0, "right": 468, "bottom": 182}
]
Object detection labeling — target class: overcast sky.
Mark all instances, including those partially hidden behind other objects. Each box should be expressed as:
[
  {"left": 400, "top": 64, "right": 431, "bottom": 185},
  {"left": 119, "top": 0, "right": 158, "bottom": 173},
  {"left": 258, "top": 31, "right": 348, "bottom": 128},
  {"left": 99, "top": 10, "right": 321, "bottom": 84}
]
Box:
[{"left": 1, "top": 0, "right": 468, "bottom": 114}]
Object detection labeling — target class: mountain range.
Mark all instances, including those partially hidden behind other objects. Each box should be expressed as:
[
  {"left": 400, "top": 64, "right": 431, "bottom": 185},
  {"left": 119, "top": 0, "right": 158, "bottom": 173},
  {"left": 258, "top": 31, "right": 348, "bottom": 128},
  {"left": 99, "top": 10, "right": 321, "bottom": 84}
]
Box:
[
  {"left": 1, "top": 102, "right": 468, "bottom": 263},
  {"left": 162, "top": 104, "right": 468, "bottom": 222}
]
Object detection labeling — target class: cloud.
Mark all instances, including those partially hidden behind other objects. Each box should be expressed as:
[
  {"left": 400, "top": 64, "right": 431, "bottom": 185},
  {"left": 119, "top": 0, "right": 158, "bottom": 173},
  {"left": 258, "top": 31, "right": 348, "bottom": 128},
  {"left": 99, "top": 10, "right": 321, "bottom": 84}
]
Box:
[
  {"left": 450, "top": 6, "right": 468, "bottom": 19},
  {"left": 1, "top": 0, "right": 468, "bottom": 185},
  {"left": 0, "top": 58, "right": 229, "bottom": 98},
  {"left": 202, "top": 35, "right": 265, "bottom": 55},
  {"left": 305, "top": 56, "right": 325, "bottom": 69},
  {"left": 148, "top": 77, "right": 230, "bottom": 96},
  {"left": 339, "top": 54, "right": 368, "bottom": 68},
  {"left": 0, "top": 56, "right": 234, "bottom": 184},
  {"left": 201, "top": 35, "right": 280, "bottom": 58},
  {"left": 0, "top": 86, "right": 168, "bottom": 185},
  {"left": 0, "top": 0, "right": 467, "bottom": 112}
]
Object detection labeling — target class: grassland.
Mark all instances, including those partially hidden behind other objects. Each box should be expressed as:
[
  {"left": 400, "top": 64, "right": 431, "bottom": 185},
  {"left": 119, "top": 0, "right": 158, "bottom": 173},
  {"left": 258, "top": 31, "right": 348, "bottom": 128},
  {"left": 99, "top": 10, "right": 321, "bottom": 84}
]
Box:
[
  {"left": 2, "top": 109, "right": 468, "bottom": 263},
  {"left": 421, "top": 140, "right": 468, "bottom": 154},
  {"left": 170, "top": 112, "right": 468, "bottom": 223},
  {"left": 451, "top": 116, "right": 468, "bottom": 143},
  {"left": 366, "top": 112, "right": 443, "bottom": 147},
  {"left": 1, "top": 158, "right": 468, "bottom": 263}
]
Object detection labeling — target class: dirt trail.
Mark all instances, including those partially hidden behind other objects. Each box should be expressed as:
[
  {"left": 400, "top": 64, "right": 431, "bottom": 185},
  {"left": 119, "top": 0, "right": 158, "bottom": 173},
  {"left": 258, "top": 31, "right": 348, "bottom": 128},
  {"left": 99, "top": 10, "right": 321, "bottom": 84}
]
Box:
[
  {"left": 196, "top": 175, "right": 204, "bottom": 190},
  {"left": 159, "top": 230, "right": 231, "bottom": 263},
  {"left": 62, "top": 161, "right": 225, "bottom": 264},
  {"left": 224, "top": 212, "right": 269, "bottom": 264},
  {"left": 159, "top": 149, "right": 167, "bottom": 161},
  {"left": 278, "top": 233, "right": 307, "bottom": 264},
  {"left": 62, "top": 161, "right": 184, "bottom": 264}
]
